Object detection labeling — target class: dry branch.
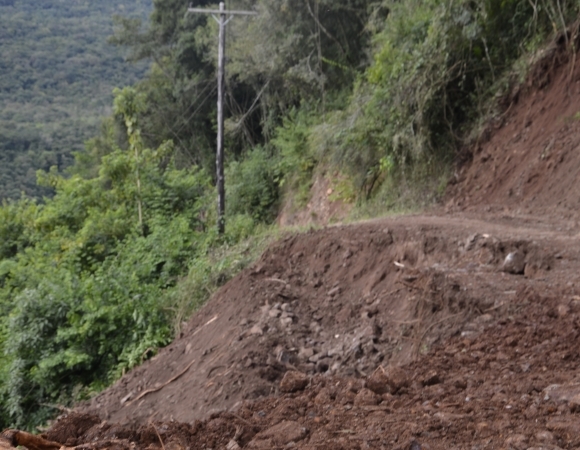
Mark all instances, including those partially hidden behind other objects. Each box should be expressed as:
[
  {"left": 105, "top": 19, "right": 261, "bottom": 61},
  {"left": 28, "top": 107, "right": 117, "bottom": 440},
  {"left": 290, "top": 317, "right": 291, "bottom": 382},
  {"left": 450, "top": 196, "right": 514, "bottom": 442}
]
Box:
[
  {"left": 149, "top": 422, "right": 166, "bottom": 450},
  {"left": 0, "top": 430, "right": 61, "bottom": 450},
  {"left": 128, "top": 358, "right": 196, "bottom": 405}
]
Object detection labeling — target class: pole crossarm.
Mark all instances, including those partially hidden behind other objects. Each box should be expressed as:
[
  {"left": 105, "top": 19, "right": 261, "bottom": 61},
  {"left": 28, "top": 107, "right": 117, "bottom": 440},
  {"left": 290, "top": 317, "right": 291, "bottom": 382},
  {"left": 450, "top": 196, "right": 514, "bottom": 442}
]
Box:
[{"left": 187, "top": 7, "right": 257, "bottom": 16}]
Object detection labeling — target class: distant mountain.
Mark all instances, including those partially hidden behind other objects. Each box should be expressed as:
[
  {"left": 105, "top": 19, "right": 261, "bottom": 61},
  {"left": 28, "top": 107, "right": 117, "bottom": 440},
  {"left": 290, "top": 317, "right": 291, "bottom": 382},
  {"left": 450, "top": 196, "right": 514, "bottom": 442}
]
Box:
[{"left": 0, "top": 0, "right": 152, "bottom": 199}]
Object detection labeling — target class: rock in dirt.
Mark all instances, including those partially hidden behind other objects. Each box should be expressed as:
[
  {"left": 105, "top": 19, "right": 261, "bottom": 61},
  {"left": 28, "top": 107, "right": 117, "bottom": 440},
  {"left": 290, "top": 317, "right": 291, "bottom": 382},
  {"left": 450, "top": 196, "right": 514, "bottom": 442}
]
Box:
[
  {"left": 503, "top": 250, "right": 526, "bottom": 274},
  {"left": 279, "top": 370, "right": 309, "bottom": 393},
  {"left": 367, "top": 365, "right": 409, "bottom": 395},
  {"left": 465, "top": 233, "right": 481, "bottom": 251},
  {"left": 556, "top": 303, "right": 570, "bottom": 318},
  {"left": 421, "top": 370, "right": 441, "bottom": 386},
  {"left": 367, "top": 366, "right": 391, "bottom": 394},
  {"left": 409, "top": 440, "right": 422, "bottom": 450},
  {"left": 298, "top": 347, "right": 314, "bottom": 359},
  {"left": 327, "top": 286, "right": 341, "bottom": 297},
  {"left": 534, "top": 430, "right": 556, "bottom": 444},
  {"left": 504, "top": 434, "right": 528, "bottom": 450},
  {"left": 249, "top": 324, "right": 264, "bottom": 335},
  {"left": 226, "top": 439, "right": 241, "bottom": 450},
  {"left": 543, "top": 383, "right": 580, "bottom": 411},
  {"left": 354, "top": 388, "right": 380, "bottom": 406},
  {"left": 546, "top": 418, "right": 580, "bottom": 436}
]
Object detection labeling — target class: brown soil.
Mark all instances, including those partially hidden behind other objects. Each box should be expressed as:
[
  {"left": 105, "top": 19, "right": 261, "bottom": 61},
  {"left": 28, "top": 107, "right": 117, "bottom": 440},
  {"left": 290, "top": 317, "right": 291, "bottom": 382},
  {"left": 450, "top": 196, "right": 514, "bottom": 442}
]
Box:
[
  {"left": 447, "top": 32, "right": 580, "bottom": 224},
  {"left": 34, "top": 285, "right": 580, "bottom": 449},
  {"left": 19, "top": 36, "right": 580, "bottom": 450},
  {"left": 277, "top": 171, "right": 351, "bottom": 227}
]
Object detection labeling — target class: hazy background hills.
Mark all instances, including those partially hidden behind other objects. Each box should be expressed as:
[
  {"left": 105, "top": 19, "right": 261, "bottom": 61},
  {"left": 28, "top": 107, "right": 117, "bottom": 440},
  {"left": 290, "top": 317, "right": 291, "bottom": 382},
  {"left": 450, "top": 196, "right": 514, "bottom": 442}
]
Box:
[{"left": 0, "top": 0, "right": 152, "bottom": 199}]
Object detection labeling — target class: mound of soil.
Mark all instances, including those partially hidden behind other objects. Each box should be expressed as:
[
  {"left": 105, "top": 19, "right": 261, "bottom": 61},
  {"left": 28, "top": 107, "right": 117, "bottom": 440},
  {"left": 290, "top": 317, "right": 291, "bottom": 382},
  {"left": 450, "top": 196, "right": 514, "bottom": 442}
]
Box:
[
  {"left": 77, "top": 215, "right": 562, "bottom": 427},
  {"left": 13, "top": 282, "right": 580, "bottom": 449}
]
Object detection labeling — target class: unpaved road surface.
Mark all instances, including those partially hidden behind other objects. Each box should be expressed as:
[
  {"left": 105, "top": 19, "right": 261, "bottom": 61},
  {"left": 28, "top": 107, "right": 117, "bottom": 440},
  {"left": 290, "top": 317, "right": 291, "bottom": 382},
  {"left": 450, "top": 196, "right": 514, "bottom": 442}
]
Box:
[{"left": 11, "top": 35, "right": 580, "bottom": 450}]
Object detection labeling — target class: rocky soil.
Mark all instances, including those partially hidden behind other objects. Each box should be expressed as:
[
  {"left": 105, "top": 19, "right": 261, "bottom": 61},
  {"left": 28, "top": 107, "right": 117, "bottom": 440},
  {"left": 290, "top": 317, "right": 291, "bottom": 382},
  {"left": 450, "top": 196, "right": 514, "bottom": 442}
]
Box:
[
  {"left": 5, "top": 32, "right": 580, "bottom": 450},
  {"left": 17, "top": 283, "right": 580, "bottom": 449}
]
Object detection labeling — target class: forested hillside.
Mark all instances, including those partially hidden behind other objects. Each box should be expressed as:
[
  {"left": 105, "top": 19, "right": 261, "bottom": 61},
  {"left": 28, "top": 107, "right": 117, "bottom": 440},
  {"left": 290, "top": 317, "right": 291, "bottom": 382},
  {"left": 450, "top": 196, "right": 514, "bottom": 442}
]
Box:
[
  {"left": 1, "top": 0, "right": 578, "bottom": 431},
  {"left": 0, "top": 0, "right": 151, "bottom": 199}
]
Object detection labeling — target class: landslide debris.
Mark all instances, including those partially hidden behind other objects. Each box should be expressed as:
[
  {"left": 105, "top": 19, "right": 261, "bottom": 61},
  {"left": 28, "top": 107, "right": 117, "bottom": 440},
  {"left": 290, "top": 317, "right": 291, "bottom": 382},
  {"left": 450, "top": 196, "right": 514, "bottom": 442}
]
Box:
[
  {"left": 78, "top": 216, "right": 561, "bottom": 426},
  {"left": 448, "top": 32, "right": 580, "bottom": 224},
  {"left": 8, "top": 284, "right": 580, "bottom": 449}
]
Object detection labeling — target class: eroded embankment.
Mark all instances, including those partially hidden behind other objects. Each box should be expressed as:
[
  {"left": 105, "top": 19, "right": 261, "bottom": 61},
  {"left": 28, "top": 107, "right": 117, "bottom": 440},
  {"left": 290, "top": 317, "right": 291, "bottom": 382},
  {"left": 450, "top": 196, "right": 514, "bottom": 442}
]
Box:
[
  {"left": 9, "top": 226, "right": 580, "bottom": 449},
  {"left": 75, "top": 214, "right": 566, "bottom": 430}
]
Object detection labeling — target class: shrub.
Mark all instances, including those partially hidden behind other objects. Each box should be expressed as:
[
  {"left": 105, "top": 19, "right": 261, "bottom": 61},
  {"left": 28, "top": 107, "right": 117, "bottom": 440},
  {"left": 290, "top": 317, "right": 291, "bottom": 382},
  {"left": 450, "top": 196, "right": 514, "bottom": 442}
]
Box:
[
  {"left": 226, "top": 146, "right": 280, "bottom": 223},
  {"left": 335, "top": 0, "right": 577, "bottom": 199}
]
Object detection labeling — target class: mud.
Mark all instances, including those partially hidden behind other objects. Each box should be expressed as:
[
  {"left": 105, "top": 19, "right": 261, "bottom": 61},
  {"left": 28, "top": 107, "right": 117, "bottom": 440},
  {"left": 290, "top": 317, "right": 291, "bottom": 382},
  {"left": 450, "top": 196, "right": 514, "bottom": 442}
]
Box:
[{"left": 28, "top": 33, "right": 580, "bottom": 450}]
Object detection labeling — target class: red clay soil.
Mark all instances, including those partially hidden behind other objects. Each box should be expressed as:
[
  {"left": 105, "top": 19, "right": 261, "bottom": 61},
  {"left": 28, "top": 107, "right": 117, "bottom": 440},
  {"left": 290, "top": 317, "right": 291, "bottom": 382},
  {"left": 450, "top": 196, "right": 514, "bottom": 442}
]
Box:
[
  {"left": 447, "top": 32, "right": 580, "bottom": 224},
  {"left": 77, "top": 215, "right": 562, "bottom": 426},
  {"left": 11, "top": 35, "right": 580, "bottom": 450}
]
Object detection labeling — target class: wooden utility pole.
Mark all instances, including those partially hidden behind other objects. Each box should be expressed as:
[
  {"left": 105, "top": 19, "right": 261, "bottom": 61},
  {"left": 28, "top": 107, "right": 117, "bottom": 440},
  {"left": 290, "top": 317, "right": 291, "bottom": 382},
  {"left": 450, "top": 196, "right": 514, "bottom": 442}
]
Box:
[{"left": 188, "top": 2, "right": 257, "bottom": 234}]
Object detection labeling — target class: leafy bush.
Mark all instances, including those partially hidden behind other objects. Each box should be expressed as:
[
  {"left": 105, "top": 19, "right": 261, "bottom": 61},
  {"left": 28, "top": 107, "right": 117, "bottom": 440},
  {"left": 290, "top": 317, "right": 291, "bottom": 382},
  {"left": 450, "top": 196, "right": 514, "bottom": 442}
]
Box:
[
  {"left": 0, "top": 88, "right": 215, "bottom": 429},
  {"left": 0, "top": 199, "right": 37, "bottom": 260},
  {"left": 335, "top": 0, "right": 579, "bottom": 199},
  {"left": 272, "top": 108, "right": 321, "bottom": 206},
  {"left": 226, "top": 146, "right": 280, "bottom": 223}
]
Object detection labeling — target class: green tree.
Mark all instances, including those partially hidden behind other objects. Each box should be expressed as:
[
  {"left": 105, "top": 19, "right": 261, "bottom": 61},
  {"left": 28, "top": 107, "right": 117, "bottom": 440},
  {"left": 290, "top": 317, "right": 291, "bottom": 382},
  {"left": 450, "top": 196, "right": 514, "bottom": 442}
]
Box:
[{"left": 0, "top": 87, "right": 212, "bottom": 429}]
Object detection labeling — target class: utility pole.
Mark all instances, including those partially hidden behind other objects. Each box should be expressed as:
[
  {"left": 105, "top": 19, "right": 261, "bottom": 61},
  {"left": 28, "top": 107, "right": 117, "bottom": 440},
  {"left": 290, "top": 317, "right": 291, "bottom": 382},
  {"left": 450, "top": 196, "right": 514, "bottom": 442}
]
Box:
[{"left": 188, "top": 2, "right": 257, "bottom": 234}]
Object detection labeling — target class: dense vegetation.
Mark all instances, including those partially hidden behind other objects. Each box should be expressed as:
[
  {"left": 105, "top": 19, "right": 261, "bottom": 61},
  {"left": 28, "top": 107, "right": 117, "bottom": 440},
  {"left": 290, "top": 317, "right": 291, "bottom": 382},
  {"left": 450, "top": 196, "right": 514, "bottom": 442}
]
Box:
[
  {"left": 1, "top": 0, "right": 578, "bottom": 430},
  {"left": 0, "top": 0, "right": 151, "bottom": 199}
]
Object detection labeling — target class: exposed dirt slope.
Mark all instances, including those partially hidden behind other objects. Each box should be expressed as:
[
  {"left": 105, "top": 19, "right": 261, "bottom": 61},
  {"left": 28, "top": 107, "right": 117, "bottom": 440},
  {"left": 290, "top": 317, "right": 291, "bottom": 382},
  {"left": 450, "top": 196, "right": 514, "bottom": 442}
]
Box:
[
  {"left": 29, "top": 37, "right": 580, "bottom": 450},
  {"left": 448, "top": 36, "right": 580, "bottom": 221}
]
